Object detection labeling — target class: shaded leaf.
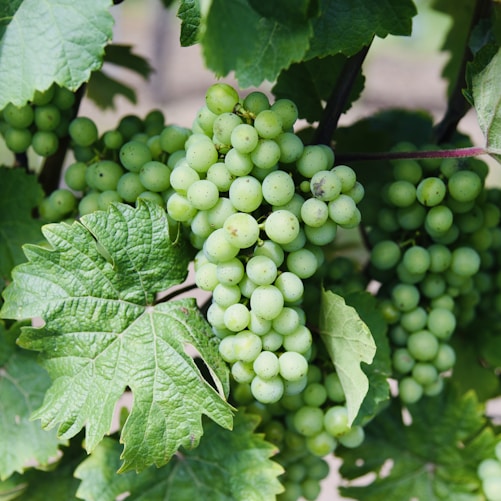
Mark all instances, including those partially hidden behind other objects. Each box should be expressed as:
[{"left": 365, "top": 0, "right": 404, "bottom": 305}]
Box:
[
  {"left": 248, "top": 0, "right": 319, "bottom": 25},
  {"left": 0, "top": 0, "right": 114, "bottom": 108},
  {"left": 0, "top": 201, "right": 233, "bottom": 472},
  {"left": 177, "top": 0, "right": 201, "bottom": 46},
  {"left": 86, "top": 70, "right": 137, "bottom": 110},
  {"left": 319, "top": 288, "right": 376, "bottom": 425},
  {"left": 75, "top": 412, "right": 284, "bottom": 501}
]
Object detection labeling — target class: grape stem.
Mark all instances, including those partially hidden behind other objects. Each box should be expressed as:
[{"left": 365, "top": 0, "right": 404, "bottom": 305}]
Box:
[
  {"left": 155, "top": 282, "right": 199, "bottom": 304},
  {"left": 336, "top": 145, "right": 487, "bottom": 163},
  {"left": 313, "top": 43, "right": 372, "bottom": 146}
]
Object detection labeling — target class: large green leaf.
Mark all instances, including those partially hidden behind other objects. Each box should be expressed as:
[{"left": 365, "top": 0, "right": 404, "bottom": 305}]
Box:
[
  {"left": 200, "top": 0, "right": 312, "bottom": 87},
  {"left": 0, "top": 201, "right": 233, "bottom": 472},
  {"left": 177, "top": 0, "right": 201, "bottom": 46},
  {"left": 319, "top": 288, "right": 376, "bottom": 425},
  {"left": 0, "top": 168, "right": 44, "bottom": 281},
  {"left": 75, "top": 412, "right": 284, "bottom": 501},
  {"left": 468, "top": 45, "right": 501, "bottom": 162},
  {"left": 0, "top": 322, "right": 64, "bottom": 481},
  {"left": 306, "top": 0, "right": 417, "bottom": 59},
  {"left": 0, "top": 0, "right": 114, "bottom": 108},
  {"left": 338, "top": 385, "right": 496, "bottom": 500}
]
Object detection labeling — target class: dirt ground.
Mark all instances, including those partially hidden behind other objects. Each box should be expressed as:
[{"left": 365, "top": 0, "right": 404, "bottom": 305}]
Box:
[{"left": 78, "top": 3, "right": 499, "bottom": 500}]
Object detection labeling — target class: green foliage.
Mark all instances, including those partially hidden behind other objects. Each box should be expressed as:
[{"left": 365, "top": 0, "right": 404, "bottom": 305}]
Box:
[
  {"left": 1, "top": 201, "right": 233, "bottom": 472},
  {"left": 319, "top": 289, "right": 377, "bottom": 425}
]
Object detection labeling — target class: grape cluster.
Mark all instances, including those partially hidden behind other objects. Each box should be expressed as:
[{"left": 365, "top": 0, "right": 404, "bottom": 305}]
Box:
[
  {"left": 0, "top": 83, "right": 75, "bottom": 157},
  {"left": 477, "top": 442, "right": 501, "bottom": 501},
  {"left": 363, "top": 146, "right": 498, "bottom": 404},
  {"left": 37, "top": 110, "right": 191, "bottom": 223},
  {"left": 165, "top": 83, "right": 364, "bottom": 406},
  {"left": 232, "top": 361, "right": 362, "bottom": 501}
]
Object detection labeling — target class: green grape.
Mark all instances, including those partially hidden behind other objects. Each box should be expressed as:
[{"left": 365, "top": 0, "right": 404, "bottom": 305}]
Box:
[
  {"left": 392, "top": 348, "right": 415, "bottom": 374},
  {"left": 120, "top": 140, "right": 152, "bottom": 172},
  {"left": 297, "top": 145, "right": 329, "bottom": 178},
  {"left": 261, "top": 330, "right": 283, "bottom": 351},
  {"left": 478, "top": 458, "right": 501, "bottom": 480},
  {"left": 254, "top": 109, "right": 283, "bottom": 139},
  {"left": 246, "top": 256, "right": 278, "bottom": 286},
  {"left": 64, "top": 162, "right": 87, "bottom": 191},
  {"left": 272, "top": 307, "right": 300, "bottom": 335},
  {"left": 416, "top": 177, "right": 446, "bottom": 206},
  {"left": 117, "top": 114, "right": 144, "bottom": 140},
  {"left": 231, "top": 361, "right": 255, "bottom": 384},
  {"left": 324, "top": 372, "right": 345, "bottom": 403},
  {"left": 433, "top": 343, "right": 456, "bottom": 371},
  {"left": 250, "top": 284, "right": 284, "bottom": 320},
  {"left": 428, "top": 244, "right": 452, "bottom": 272},
  {"left": 270, "top": 98, "right": 298, "bottom": 130},
  {"left": 158, "top": 124, "right": 190, "bottom": 153},
  {"left": 170, "top": 161, "right": 200, "bottom": 195},
  {"left": 213, "top": 112, "right": 243, "bottom": 145},
  {"left": 102, "top": 130, "right": 124, "bottom": 150},
  {"left": 286, "top": 248, "right": 318, "bottom": 279},
  {"left": 243, "top": 91, "right": 270, "bottom": 115},
  {"left": 323, "top": 406, "right": 349, "bottom": 437},
  {"left": 229, "top": 123, "right": 259, "bottom": 153},
  {"left": 338, "top": 425, "right": 364, "bottom": 448},
  {"left": 98, "top": 190, "right": 123, "bottom": 210},
  {"left": 293, "top": 406, "right": 324, "bottom": 437},
  {"left": 264, "top": 210, "right": 300, "bottom": 245},
  {"left": 38, "top": 197, "right": 61, "bottom": 222},
  {"left": 206, "top": 162, "right": 235, "bottom": 191},
  {"left": 250, "top": 138, "right": 281, "bottom": 169},
  {"left": 229, "top": 175, "right": 263, "bottom": 212},
  {"left": 450, "top": 246, "right": 480, "bottom": 276},
  {"left": 93, "top": 160, "right": 124, "bottom": 191},
  {"left": 407, "top": 330, "right": 439, "bottom": 361},
  {"left": 48, "top": 188, "right": 76, "bottom": 216},
  {"left": 402, "top": 245, "right": 430, "bottom": 274},
  {"left": 205, "top": 83, "right": 239, "bottom": 115},
  {"left": 371, "top": 240, "right": 401, "bottom": 270},
  {"left": 310, "top": 170, "right": 342, "bottom": 202},
  {"left": 224, "top": 303, "right": 251, "bottom": 332},
  {"left": 301, "top": 198, "right": 329, "bottom": 227},
  {"left": 253, "top": 351, "right": 280, "bottom": 379},
  {"left": 116, "top": 172, "right": 145, "bottom": 203},
  {"left": 254, "top": 240, "right": 285, "bottom": 267},
  {"left": 427, "top": 308, "right": 456, "bottom": 340},
  {"left": 251, "top": 375, "right": 284, "bottom": 403},
  {"left": 411, "top": 362, "right": 438, "bottom": 385},
  {"left": 78, "top": 192, "right": 101, "bottom": 216},
  {"left": 195, "top": 105, "right": 217, "bottom": 135},
  {"left": 386, "top": 179, "right": 417, "bottom": 208},
  {"left": 195, "top": 262, "right": 218, "bottom": 291},
  {"left": 207, "top": 197, "right": 237, "bottom": 229},
  {"left": 34, "top": 104, "right": 61, "bottom": 131},
  {"left": 137, "top": 191, "right": 164, "bottom": 206},
  {"left": 425, "top": 205, "right": 454, "bottom": 235},
  {"left": 139, "top": 161, "right": 171, "bottom": 192},
  {"left": 399, "top": 377, "right": 423, "bottom": 404},
  {"left": 448, "top": 170, "right": 482, "bottom": 202},
  {"left": 274, "top": 271, "right": 304, "bottom": 303},
  {"left": 3, "top": 102, "right": 34, "bottom": 128},
  {"left": 306, "top": 431, "right": 337, "bottom": 457},
  {"left": 345, "top": 181, "right": 365, "bottom": 204},
  {"left": 216, "top": 257, "right": 245, "bottom": 285},
  {"left": 191, "top": 210, "right": 212, "bottom": 238},
  {"left": 483, "top": 477, "right": 501, "bottom": 501},
  {"left": 282, "top": 228, "right": 307, "bottom": 253},
  {"left": 203, "top": 228, "right": 240, "bottom": 263},
  {"left": 223, "top": 212, "right": 260, "bottom": 249},
  {"left": 69, "top": 116, "right": 98, "bottom": 147},
  {"left": 262, "top": 170, "right": 295, "bottom": 207},
  {"left": 224, "top": 148, "right": 253, "bottom": 176},
  {"left": 304, "top": 219, "right": 338, "bottom": 246},
  {"left": 392, "top": 158, "right": 422, "bottom": 184},
  {"left": 275, "top": 132, "right": 304, "bottom": 164},
  {"left": 391, "top": 283, "right": 420, "bottom": 312},
  {"left": 303, "top": 383, "right": 328, "bottom": 407},
  {"left": 32, "top": 130, "right": 59, "bottom": 156},
  {"left": 52, "top": 85, "right": 75, "bottom": 110},
  {"left": 4, "top": 127, "right": 32, "bottom": 153},
  {"left": 248, "top": 311, "right": 272, "bottom": 335},
  {"left": 73, "top": 144, "right": 95, "bottom": 163},
  {"left": 328, "top": 194, "right": 361, "bottom": 228},
  {"left": 396, "top": 203, "right": 427, "bottom": 230},
  {"left": 187, "top": 179, "right": 219, "bottom": 210},
  {"left": 282, "top": 325, "right": 312, "bottom": 353},
  {"left": 32, "top": 85, "right": 56, "bottom": 105}
]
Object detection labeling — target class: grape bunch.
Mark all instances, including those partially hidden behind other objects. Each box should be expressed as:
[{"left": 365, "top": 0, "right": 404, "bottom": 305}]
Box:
[
  {"left": 0, "top": 83, "right": 76, "bottom": 157},
  {"left": 38, "top": 110, "right": 191, "bottom": 223},
  {"left": 165, "top": 83, "right": 365, "bottom": 406},
  {"left": 363, "top": 146, "right": 498, "bottom": 404},
  {"left": 477, "top": 442, "right": 501, "bottom": 501},
  {"left": 232, "top": 361, "right": 363, "bottom": 501}
]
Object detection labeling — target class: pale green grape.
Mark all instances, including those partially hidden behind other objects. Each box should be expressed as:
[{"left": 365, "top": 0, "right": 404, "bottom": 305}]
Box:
[
  {"left": 98, "top": 190, "right": 123, "bottom": 210},
  {"left": 324, "top": 372, "right": 345, "bottom": 403},
  {"left": 416, "top": 177, "right": 446, "bottom": 206},
  {"left": 286, "top": 248, "right": 318, "bottom": 279},
  {"left": 119, "top": 140, "right": 152, "bottom": 172},
  {"left": 323, "top": 406, "right": 349, "bottom": 437},
  {"left": 392, "top": 348, "right": 415, "bottom": 374},
  {"left": 396, "top": 203, "right": 426, "bottom": 230},
  {"left": 387, "top": 180, "right": 416, "bottom": 208},
  {"left": 448, "top": 170, "right": 482, "bottom": 202},
  {"left": 399, "top": 377, "right": 423, "bottom": 404},
  {"left": 231, "top": 361, "right": 255, "bottom": 384},
  {"left": 187, "top": 179, "right": 219, "bottom": 210},
  {"left": 264, "top": 210, "right": 300, "bottom": 245},
  {"left": 64, "top": 161, "right": 87, "bottom": 191},
  {"left": 261, "top": 330, "right": 283, "bottom": 351},
  {"left": 297, "top": 145, "right": 329, "bottom": 178},
  {"left": 254, "top": 240, "right": 285, "bottom": 267},
  {"left": 216, "top": 257, "right": 245, "bottom": 285},
  {"left": 139, "top": 161, "right": 171, "bottom": 192},
  {"left": 195, "top": 262, "right": 218, "bottom": 291},
  {"left": 194, "top": 106, "right": 217, "bottom": 136},
  {"left": 275, "top": 132, "right": 304, "bottom": 163},
  {"left": 32, "top": 130, "right": 59, "bottom": 156},
  {"left": 432, "top": 343, "right": 456, "bottom": 371},
  {"left": 213, "top": 283, "right": 241, "bottom": 307},
  {"left": 93, "top": 160, "right": 124, "bottom": 191},
  {"left": 213, "top": 112, "right": 243, "bottom": 145},
  {"left": 371, "top": 240, "right": 401, "bottom": 270},
  {"left": 69, "top": 116, "right": 98, "bottom": 147},
  {"left": 400, "top": 307, "right": 427, "bottom": 333},
  {"left": 272, "top": 307, "right": 300, "bottom": 335},
  {"left": 246, "top": 255, "right": 278, "bottom": 286},
  {"left": 301, "top": 198, "right": 329, "bottom": 227},
  {"left": 303, "top": 382, "right": 327, "bottom": 407},
  {"left": 293, "top": 406, "right": 324, "bottom": 437},
  {"left": 270, "top": 98, "right": 298, "bottom": 130},
  {"left": 230, "top": 123, "right": 259, "bottom": 153},
  {"left": 282, "top": 325, "right": 312, "bottom": 353},
  {"left": 250, "top": 284, "right": 284, "bottom": 320},
  {"left": 243, "top": 91, "right": 270, "bottom": 115},
  {"left": 407, "top": 330, "right": 439, "bottom": 361},
  {"left": 191, "top": 210, "right": 212, "bottom": 238},
  {"left": 253, "top": 351, "right": 280, "bottom": 379},
  {"left": 205, "top": 82, "right": 239, "bottom": 115},
  {"left": 427, "top": 308, "right": 456, "bottom": 340},
  {"left": 328, "top": 195, "right": 360, "bottom": 227},
  {"left": 2, "top": 102, "right": 34, "bottom": 128},
  {"left": 345, "top": 181, "right": 365, "bottom": 204},
  {"left": 223, "top": 212, "right": 259, "bottom": 249},
  {"left": 425, "top": 205, "right": 454, "bottom": 235},
  {"left": 239, "top": 275, "right": 258, "bottom": 298},
  {"left": 310, "top": 170, "right": 342, "bottom": 202},
  {"left": 117, "top": 172, "right": 146, "bottom": 203},
  {"left": 186, "top": 138, "right": 219, "bottom": 173},
  {"left": 207, "top": 197, "right": 237, "bottom": 229},
  {"left": 203, "top": 228, "right": 240, "bottom": 263},
  {"left": 274, "top": 272, "right": 304, "bottom": 303},
  {"left": 218, "top": 334, "right": 237, "bottom": 362},
  {"left": 391, "top": 283, "right": 420, "bottom": 312},
  {"left": 402, "top": 245, "right": 430, "bottom": 274},
  {"left": 304, "top": 219, "right": 337, "bottom": 246},
  {"left": 248, "top": 311, "right": 272, "bottom": 335},
  {"left": 450, "top": 246, "right": 480, "bottom": 276},
  {"left": 412, "top": 362, "right": 438, "bottom": 385},
  {"left": 34, "top": 104, "right": 61, "bottom": 131},
  {"left": 306, "top": 432, "right": 337, "bottom": 457},
  {"left": 251, "top": 375, "right": 284, "bottom": 403},
  {"left": 224, "top": 303, "right": 251, "bottom": 332},
  {"left": 262, "top": 170, "right": 295, "bottom": 206},
  {"left": 229, "top": 175, "right": 263, "bottom": 212},
  {"left": 250, "top": 139, "right": 281, "bottom": 169},
  {"left": 170, "top": 162, "right": 200, "bottom": 195},
  {"left": 338, "top": 426, "right": 364, "bottom": 448},
  {"left": 78, "top": 192, "right": 101, "bottom": 216},
  {"left": 428, "top": 244, "right": 452, "bottom": 272},
  {"left": 4, "top": 127, "right": 32, "bottom": 153},
  {"left": 49, "top": 189, "right": 77, "bottom": 216},
  {"left": 206, "top": 162, "right": 235, "bottom": 191},
  {"left": 224, "top": 148, "right": 253, "bottom": 176},
  {"left": 392, "top": 158, "right": 422, "bottom": 184},
  {"left": 254, "top": 109, "right": 283, "bottom": 139}
]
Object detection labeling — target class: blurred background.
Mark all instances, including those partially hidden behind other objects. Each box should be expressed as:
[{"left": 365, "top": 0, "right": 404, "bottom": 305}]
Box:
[{"left": 77, "top": 1, "right": 497, "bottom": 499}]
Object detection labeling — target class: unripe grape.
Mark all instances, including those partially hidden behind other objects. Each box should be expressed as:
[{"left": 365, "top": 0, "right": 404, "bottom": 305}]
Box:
[
  {"left": 254, "top": 109, "right": 283, "bottom": 139},
  {"left": 4, "top": 127, "right": 32, "bottom": 153},
  {"left": 243, "top": 91, "right": 270, "bottom": 115},
  {"left": 69, "top": 116, "right": 98, "bottom": 147},
  {"left": 2, "top": 102, "right": 34, "bottom": 128},
  {"left": 139, "top": 161, "right": 171, "bottom": 192},
  {"left": 250, "top": 285, "right": 284, "bottom": 320},
  {"left": 32, "top": 130, "right": 59, "bottom": 156},
  {"left": 205, "top": 83, "right": 239, "bottom": 115},
  {"left": 251, "top": 375, "right": 284, "bottom": 403},
  {"left": 34, "top": 104, "right": 61, "bottom": 131},
  {"left": 98, "top": 190, "right": 123, "bottom": 210},
  {"left": 297, "top": 145, "right": 329, "bottom": 178},
  {"left": 262, "top": 170, "right": 295, "bottom": 207},
  {"left": 120, "top": 140, "right": 152, "bottom": 172},
  {"left": 264, "top": 210, "right": 300, "bottom": 245},
  {"left": 371, "top": 240, "right": 401, "bottom": 270},
  {"left": 399, "top": 377, "right": 423, "bottom": 404},
  {"left": 253, "top": 351, "right": 280, "bottom": 379},
  {"left": 229, "top": 175, "right": 263, "bottom": 212},
  {"left": 275, "top": 132, "right": 304, "bottom": 163},
  {"left": 49, "top": 188, "right": 77, "bottom": 216},
  {"left": 310, "top": 170, "right": 342, "bottom": 202},
  {"left": 448, "top": 170, "right": 482, "bottom": 202},
  {"left": 416, "top": 177, "right": 446, "bottom": 206}
]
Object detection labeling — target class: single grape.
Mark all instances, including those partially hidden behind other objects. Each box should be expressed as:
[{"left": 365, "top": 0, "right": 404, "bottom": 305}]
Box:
[
  {"left": 243, "top": 91, "right": 270, "bottom": 115},
  {"left": 213, "top": 112, "right": 243, "bottom": 145},
  {"left": 392, "top": 348, "right": 416, "bottom": 374},
  {"left": 337, "top": 426, "right": 365, "bottom": 448},
  {"left": 170, "top": 161, "right": 200, "bottom": 195},
  {"left": 264, "top": 210, "right": 300, "bottom": 245},
  {"left": 275, "top": 132, "right": 304, "bottom": 164},
  {"left": 272, "top": 307, "right": 300, "bottom": 335},
  {"left": 371, "top": 240, "right": 401, "bottom": 270},
  {"left": 69, "top": 116, "right": 98, "bottom": 147},
  {"left": 448, "top": 170, "right": 482, "bottom": 202},
  {"left": 399, "top": 377, "right": 423, "bottom": 404},
  {"left": 400, "top": 307, "right": 427, "bottom": 333},
  {"left": 262, "top": 170, "right": 295, "bottom": 207},
  {"left": 250, "top": 284, "right": 284, "bottom": 320},
  {"left": 328, "top": 195, "right": 360, "bottom": 227},
  {"left": 93, "top": 160, "right": 124, "bottom": 192},
  {"left": 2, "top": 102, "right": 34, "bottom": 128},
  {"left": 387, "top": 180, "right": 416, "bottom": 208},
  {"left": 310, "top": 170, "right": 342, "bottom": 202},
  {"left": 324, "top": 372, "right": 345, "bottom": 403},
  {"left": 303, "top": 383, "right": 328, "bottom": 407},
  {"left": 206, "top": 162, "right": 235, "bottom": 192},
  {"left": 32, "top": 130, "right": 59, "bottom": 156},
  {"left": 297, "top": 145, "right": 329, "bottom": 178},
  {"left": 187, "top": 179, "right": 219, "bottom": 210},
  {"left": 4, "top": 127, "right": 32, "bottom": 153},
  {"left": 253, "top": 351, "right": 280, "bottom": 379},
  {"left": 34, "top": 104, "right": 61, "bottom": 131},
  {"left": 391, "top": 283, "right": 420, "bottom": 312},
  {"left": 251, "top": 375, "right": 284, "bottom": 403},
  {"left": 231, "top": 361, "right": 255, "bottom": 384},
  {"left": 286, "top": 248, "right": 318, "bottom": 279},
  {"left": 427, "top": 308, "right": 456, "bottom": 340},
  {"left": 412, "top": 362, "right": 438, "bottom": 385},
  {"left": 392, "top": 158, "right": 422, "bottom": 184},
  {"left": 407, "top": 330, "right": 440, "bottom": 361},
  {"left": 31, "top": 85, "right": 56, "bottom": 105},
  {"left": 433, "top": 343, "right": 456, "bottom": 372},
  {"left": 274, "top": 271, "right": 304, "bottom": 303},
  {"left": 117, "top": 172, "right": 145, "bottom": 203},
  {"left": 402, "top": 245, "right": 431, "bottom": 275},
  {"left": 224, "top": 148, "right": 253, "bottom": 176},
  {"left": 216, "top": 257, "right": 245, "bottom": 285},
  {"left": 293, "top": 406, "right": 324, "bottom": 437},
  {"left": 78, "top": 192, "right": 101, "bottom": 216},
  {"left": 223, "top": 212, "right": 260, "bottom": 249},
  {"left": 229, "top": 176, "right": 263, "bottom": 212},
  {"left": 205, "top": 83, "right": 239, "bottom": 115},
  {"left": 306, "top": 431, "right": 337, "bottom": 457},
  {"left": 52, "top": 85, "right": 76, "bottom": 110},
  {"left": 323, "top": 406, "right": 350, "bottom": 437},
  {"left": 450, "top": 246, "right": 480, "bottom": 276},
  {"left": 254, "top": 109, "right": 283, "bottom": 139},
  {"left": 139, "top": 161, "right": 171, "bottom": 192},
  {"left": 416, "top": 177, "right": 446, "bottom": 206},
  {"left": 282, "top": 325, "right": 312, "bottom": 353},
  {"left": 120, "top": 140, "right": 152, "bottom": 172},
  {"left": 224, "top": 303, "right": 251, "bottom": 332},
  {"left": 48, "top": 188, "right": 77, "bottom": 216},
  {"left": 246, "top": 255, "right": 278, "bottom": 286},
  {"left": 98, "top": 190, "right": 123, "bottom": 210},
  {"left": 203, "top": 228, "right": 240, "bottom": 263},
  {"left": 64, "top": 162, "right": 88, "bottom": 191},
  {"left": 304, "top": 219, "right": 338, "bottom": 246},
  {"left": 250, "top": 139, "right": 281, "bottom": 169}
]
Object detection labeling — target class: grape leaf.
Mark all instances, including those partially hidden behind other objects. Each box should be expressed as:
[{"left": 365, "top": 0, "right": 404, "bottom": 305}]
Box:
[
  {"left": 248, "top": 0, "right": 319, "bottom": 25},
  {"left": 272, "top": 55, "right": 365, "bottom": 123},
  {"left": 200, "top": 0, "right": 312, "bottom": 87},
  {"left": 306, "top": 0, "right": 417, "bottom": 59},
  {"left": 0, "top": 0, "right": 114, "bottom": 108},
  {"left": 344, "top": 291, "right": 391, "bottom": 426},
  {"left": 319, "top": 288, "right": 376, "bottom": 425},
  {"left": 0, "top": 167, "right": 43, "bottom": 281},
  {"left": 0, "top": 322, "right": 65, "bottom": 481},
  {"left": 467, "top": 45, "right": 501, "bottom": 163},
  {"left": 177, "top": 0, "right": 201, "bottom": 46},
  {"left": 75, "top": 412, "right": 284, "bottom": 501},
  {"left": 0, "top": 201, "right": 233, "bottom": 472},
  {"left": 338, "top": 385, "right": 497, "bottom": 500}
]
